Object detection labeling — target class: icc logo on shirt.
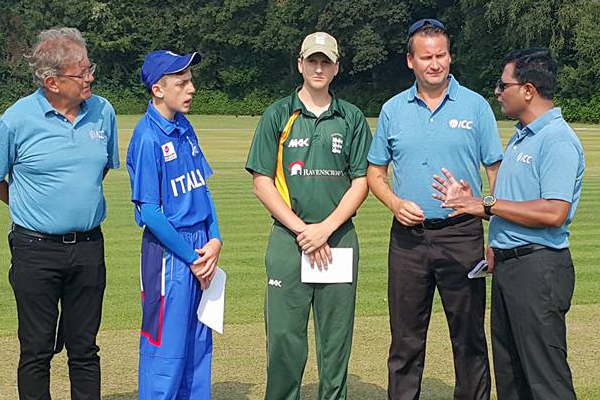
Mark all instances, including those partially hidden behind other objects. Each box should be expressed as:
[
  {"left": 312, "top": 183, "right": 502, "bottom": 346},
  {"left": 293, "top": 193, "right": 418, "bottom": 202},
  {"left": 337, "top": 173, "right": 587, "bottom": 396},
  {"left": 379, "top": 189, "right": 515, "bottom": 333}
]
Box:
[{"left": 449, "top": 119, "right": 473, "bottom": 130}]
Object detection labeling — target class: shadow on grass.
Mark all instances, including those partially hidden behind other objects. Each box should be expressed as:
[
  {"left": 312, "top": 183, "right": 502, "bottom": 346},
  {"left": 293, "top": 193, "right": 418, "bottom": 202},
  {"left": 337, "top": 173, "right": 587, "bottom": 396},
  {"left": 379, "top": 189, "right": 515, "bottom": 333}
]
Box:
[
  {"left": 101, "top": 376, "right": 452, "bottom": 400},
  {"left": 213, "top": 381, "right": 255, "bottom": 399},
  {"left": 103, "top": 393, "right": 137, "bottom": 400},
  {"left": 420, "top": 377, "right": 455, "bottom": 399},
  {"left": 300, "top": 374, "right": 453, "bottom": 400},
  {"left": 102, "top": 382, "right": 255, "bottom": 400},
  {"left": 301, "top": 374, "right": 387, "bottom": 399}
]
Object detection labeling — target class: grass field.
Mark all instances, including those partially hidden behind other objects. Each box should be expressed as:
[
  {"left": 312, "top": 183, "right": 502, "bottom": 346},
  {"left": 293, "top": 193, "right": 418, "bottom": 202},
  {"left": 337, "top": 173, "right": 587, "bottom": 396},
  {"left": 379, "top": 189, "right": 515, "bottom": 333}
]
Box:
[{"left": 0, "top": 116, "right": 598, "bottom": 399}]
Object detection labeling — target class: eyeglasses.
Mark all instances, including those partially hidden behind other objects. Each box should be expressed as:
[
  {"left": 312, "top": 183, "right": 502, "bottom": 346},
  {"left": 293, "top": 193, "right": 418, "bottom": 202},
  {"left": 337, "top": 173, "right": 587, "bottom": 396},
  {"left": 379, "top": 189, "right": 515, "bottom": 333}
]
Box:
[
  {"left": 496, "top": 79, "right": 524, "bottom": 93},
  {"left": 408, "top": 19, "right": 446, "bottom": 36},
  {"left": 57, "top": 63, "right": 97, "bottom": 80}
]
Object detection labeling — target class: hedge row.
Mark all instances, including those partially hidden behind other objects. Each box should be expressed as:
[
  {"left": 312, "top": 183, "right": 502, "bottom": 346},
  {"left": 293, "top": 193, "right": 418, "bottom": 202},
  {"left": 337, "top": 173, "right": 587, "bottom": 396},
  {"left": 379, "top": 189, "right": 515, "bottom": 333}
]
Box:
[{"left": 2, "top": 87, "right": 599, "bottom": 123}]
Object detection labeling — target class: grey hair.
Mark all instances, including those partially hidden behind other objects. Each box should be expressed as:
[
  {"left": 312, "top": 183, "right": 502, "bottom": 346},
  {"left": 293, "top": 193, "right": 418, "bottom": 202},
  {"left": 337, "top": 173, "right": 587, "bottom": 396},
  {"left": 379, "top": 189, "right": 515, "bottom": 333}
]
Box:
[{"left": 27, "top": 27, "right": 88, "bottom": 87}]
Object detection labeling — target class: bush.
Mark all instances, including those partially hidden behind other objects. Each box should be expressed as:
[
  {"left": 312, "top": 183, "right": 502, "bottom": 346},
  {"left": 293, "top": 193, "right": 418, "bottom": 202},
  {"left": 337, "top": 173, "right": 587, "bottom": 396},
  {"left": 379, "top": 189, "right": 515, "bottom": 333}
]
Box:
[{"left": 556, "top": 95, "right": 600, "bottom": 124}]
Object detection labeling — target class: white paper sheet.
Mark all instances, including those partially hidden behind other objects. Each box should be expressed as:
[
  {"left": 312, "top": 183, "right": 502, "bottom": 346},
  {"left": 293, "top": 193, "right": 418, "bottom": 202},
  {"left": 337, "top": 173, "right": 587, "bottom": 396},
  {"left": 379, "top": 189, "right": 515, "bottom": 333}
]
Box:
[
  {"left": 468, "top": 260, "right": 491, "bottom": 279},
  {"left": 301, "top": 248, "right": 353, "bottom": 283},
  {"left": 197, "top": 267, "right": 226, "bottom": 334}
]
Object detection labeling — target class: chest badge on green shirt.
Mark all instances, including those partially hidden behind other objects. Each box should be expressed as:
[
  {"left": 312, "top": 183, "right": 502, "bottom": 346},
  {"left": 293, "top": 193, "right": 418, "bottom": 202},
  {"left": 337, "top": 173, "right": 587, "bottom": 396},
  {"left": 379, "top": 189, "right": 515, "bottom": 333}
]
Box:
[{"left": 331, "top": 133, "right": 343, "bottom": 154}]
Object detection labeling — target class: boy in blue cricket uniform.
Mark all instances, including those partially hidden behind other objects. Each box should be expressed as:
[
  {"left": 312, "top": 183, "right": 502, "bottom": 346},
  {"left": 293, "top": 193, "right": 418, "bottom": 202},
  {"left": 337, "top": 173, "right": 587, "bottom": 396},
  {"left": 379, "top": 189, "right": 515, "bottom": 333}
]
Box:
[{"left": 126, "top": 50, "right": 222, "bottom": 400}]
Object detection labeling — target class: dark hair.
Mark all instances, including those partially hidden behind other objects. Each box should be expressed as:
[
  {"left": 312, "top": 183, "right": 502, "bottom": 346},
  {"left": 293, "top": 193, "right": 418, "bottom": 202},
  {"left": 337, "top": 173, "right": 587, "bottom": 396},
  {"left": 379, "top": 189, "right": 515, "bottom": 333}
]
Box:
[
  {"left": 502, "top": 48, "right": 558, "bottom": 100},
  {"left": 407, "top": 26, "right": 450, "bottom": 55}
]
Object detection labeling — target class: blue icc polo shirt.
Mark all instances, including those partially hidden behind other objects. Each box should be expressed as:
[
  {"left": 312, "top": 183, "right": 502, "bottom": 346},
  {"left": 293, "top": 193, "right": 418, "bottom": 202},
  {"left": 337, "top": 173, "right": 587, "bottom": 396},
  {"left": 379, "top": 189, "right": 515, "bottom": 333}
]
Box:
[
  {"left": 127, "top": 102, "right": 213, "bottom": 230},
  {"left": 0, "top": 89, "right": 119, "bottom": 234},
  {"left": 368, "top": 75, "right": 503, "bottom": 219},
  {"left": 489, "top": 108, "right": 585, "bottom": 249}
]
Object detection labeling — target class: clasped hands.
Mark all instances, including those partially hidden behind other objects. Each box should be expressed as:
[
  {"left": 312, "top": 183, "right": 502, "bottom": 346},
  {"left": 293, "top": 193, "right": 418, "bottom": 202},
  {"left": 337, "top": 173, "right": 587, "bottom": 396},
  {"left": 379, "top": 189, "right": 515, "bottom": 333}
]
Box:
[
  {"left": 190, "top": 238, "right": 222, "bottom": 290},
  {"left": 296, "top": 222, "right": 334, "bottom": 271}
]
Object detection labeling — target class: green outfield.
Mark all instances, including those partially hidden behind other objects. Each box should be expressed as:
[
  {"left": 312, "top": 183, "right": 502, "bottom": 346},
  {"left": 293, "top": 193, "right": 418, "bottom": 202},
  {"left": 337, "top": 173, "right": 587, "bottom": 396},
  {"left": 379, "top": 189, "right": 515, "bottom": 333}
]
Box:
[{"left": 0, "top": 116, "right": 598, "bottom": 399}]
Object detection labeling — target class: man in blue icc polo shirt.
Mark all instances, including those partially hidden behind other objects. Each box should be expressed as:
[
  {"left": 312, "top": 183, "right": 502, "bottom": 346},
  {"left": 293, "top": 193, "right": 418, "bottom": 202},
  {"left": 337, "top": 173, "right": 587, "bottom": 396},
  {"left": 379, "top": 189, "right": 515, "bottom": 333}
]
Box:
[
  {"left": 367, "top": 19, "right": 503, "bottom": 400},
  {"left": 127, "top": 50, "right": 222, "bottom": 400},
  {"left": 438, "top": 49, "right": 584, "bottom": 400},
  {"left": 0, "top": 28, "right": 119, "bottom": 399}
]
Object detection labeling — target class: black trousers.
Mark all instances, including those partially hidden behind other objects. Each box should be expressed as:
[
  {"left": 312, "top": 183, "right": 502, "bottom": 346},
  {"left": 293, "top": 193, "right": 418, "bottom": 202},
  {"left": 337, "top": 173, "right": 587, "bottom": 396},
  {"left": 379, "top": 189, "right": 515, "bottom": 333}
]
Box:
[
  {"left": 8, "top": 229, "right": 106, "bottom": 400},
  {"left": 492, "top": 247, "right": 576, "bottom": 400},
  {"left": 387, "top": 217, "right": 490, "bottom": 400}
]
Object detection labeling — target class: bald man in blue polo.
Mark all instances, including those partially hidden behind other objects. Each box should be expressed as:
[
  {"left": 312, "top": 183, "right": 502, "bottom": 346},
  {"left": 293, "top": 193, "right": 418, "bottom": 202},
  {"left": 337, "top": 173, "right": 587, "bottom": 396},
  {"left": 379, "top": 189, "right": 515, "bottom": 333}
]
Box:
[{"left": 367, "top": 19, "right": 502, "bottom": 400}]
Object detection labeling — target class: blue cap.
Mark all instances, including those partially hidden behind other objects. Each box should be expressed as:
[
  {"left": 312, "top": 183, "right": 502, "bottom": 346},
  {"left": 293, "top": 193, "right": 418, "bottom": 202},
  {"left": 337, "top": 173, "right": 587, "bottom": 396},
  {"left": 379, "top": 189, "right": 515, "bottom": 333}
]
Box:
[
  {"left": 141, "top": 50, "right": 201, "bottom": 92},
  {"left": 408, "top": 19, "right": 446, "bottom": 36}
]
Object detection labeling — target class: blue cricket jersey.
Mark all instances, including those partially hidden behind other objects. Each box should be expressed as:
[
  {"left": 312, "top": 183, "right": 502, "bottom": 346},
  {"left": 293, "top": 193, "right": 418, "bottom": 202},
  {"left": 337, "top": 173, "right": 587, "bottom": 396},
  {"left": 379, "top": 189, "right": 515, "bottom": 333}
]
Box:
[{"left": 127, "top": 102, "right": 213, "bottom": 229}]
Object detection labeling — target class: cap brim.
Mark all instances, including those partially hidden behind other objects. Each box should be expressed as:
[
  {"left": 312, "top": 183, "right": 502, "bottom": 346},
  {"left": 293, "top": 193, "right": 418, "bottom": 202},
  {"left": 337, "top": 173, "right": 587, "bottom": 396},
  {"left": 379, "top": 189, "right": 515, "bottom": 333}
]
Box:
[
  {"left": 164, "top": 52, "right": 202, "bottom": 75},
  {"left": 302, "top": 47, "right": 338, "bottom": 63}
]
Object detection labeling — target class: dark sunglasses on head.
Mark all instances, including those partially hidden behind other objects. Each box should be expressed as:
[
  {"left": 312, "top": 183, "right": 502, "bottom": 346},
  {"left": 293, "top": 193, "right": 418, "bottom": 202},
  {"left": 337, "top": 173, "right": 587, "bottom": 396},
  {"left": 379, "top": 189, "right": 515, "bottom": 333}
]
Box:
[
  {"left": 496, "top": 79, "right": 525, "bottom": 93},
  {"left": 408, "top": 19, "right": 446, "bottom": 36}
]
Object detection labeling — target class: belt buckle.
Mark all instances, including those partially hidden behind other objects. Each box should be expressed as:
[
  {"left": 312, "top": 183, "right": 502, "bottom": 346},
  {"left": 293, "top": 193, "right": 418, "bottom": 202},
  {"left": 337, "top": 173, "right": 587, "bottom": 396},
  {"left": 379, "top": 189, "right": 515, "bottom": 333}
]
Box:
[{"left": 62, "top": 232, "right": 76, "bottom": 244}]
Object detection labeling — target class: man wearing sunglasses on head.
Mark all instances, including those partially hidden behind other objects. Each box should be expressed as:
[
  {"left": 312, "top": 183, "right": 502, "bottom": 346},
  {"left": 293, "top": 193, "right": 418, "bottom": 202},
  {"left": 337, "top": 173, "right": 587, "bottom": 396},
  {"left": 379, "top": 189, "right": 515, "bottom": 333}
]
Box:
[
  {"left": 0, "top": 27, "right": 118, "bottom": 399},
  {"left": 367, "top": 18, "right": 503, "bottom": 400},
  {"left": 437, "top": 49, "right": 584, "bottom": 400}
]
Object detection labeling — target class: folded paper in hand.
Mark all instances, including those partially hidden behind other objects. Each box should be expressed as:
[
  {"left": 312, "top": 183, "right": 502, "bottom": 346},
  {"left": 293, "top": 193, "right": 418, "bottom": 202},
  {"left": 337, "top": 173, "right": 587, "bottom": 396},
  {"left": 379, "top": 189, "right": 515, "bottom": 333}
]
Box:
[
  {"left": 468, "top": 260, "right": 491, "bottom": 279},
  {"left": 301, "top": 248, "right": 353, "bottom": 284},
  {"left": 197, "top": 267, "right": 226, "bottom": 334}
]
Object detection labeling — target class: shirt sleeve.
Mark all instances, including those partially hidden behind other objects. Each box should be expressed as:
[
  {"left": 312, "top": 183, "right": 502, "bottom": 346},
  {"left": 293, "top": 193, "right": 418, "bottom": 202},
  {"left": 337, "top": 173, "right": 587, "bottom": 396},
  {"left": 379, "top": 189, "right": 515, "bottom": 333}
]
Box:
[
  {"left": 196, "top": 144, "right": 213, "bottom": 180},
  {"left": 140, "top": 203, "right": 198, "bottom": 264},
  {"left": 0, "top": 119, "right": 16, "bottom": 179},
  {"left": 245, "top": 107, "right": 281, "bottom": 177},
  {"left": 127, "top": 131, "right": 162, "bottom": 206},
  {"left": 205, "top": 188, "right": 222, "bottom": 242},
  {"left": 367, "top": 106, "right": 392, "bottom": 166},
  {"left": 106, "top": 105, "right": 120, "bottom": 169},
  {"left": 348, "top": 110, "right": 373, "bottom": 178},
  {"left": 540, "top": 140, "right": 580, "bottom": 202},
  {"left": 477, "top": 100, "right": 503, "bottom": 166}
]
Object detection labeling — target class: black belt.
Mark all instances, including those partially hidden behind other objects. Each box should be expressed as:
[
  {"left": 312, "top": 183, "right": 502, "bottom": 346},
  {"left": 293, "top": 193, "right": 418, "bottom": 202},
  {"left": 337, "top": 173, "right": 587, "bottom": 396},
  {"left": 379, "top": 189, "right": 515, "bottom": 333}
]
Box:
[
  {"left": 493, "top": 244, "right": 547, "bottom": 262},
  {"left": 12, "top": 224, "right": 102, "bottom": 244},
  {"left": 401, "top": 213, "right": 474, "bottom": 230}
]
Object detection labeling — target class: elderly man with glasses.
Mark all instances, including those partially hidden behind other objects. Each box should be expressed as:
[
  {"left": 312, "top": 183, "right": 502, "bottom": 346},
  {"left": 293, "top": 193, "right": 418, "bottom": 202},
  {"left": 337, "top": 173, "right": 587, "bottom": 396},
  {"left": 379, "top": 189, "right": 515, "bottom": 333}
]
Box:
[
  {"left": 367, "top": 18, "right": 503, "bottom": 400},
  {"left": 0, "top": 27, "right": 119, "bottom": 400}
]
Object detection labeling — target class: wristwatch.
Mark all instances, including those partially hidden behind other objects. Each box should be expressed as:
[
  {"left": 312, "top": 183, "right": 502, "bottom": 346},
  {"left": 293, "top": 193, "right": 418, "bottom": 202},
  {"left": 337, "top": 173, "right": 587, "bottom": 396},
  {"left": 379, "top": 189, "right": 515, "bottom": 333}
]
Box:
[{"left": 482, "top": 195, "right": 497, "bottom": 216}]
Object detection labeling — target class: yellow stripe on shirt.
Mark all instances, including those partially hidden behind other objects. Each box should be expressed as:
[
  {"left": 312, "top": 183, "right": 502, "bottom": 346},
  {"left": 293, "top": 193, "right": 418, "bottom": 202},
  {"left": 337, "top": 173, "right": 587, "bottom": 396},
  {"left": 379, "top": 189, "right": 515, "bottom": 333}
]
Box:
[{"left": 275, "top": 110, "right": 301, "bottom": 208}]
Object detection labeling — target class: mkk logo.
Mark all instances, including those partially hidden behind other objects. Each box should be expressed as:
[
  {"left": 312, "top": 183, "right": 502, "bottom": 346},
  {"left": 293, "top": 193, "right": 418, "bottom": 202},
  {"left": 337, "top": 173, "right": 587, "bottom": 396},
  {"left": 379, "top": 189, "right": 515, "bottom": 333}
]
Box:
[
  {"left": 290, "top": 160, "right": 305, "bottom": 176},
  {"left": 268, "top": 278, "right": 282, "bottom": 287},
  {"left": 449, "top": 119, "right": 473, "bottom": 130},
  {"left": 516, "top": 152, "right": 533, "bottom": 164},
  {"left": 288, "top": 138, "right": 310, "bottom": 148},
  {"left": 331, "top": 133, "right": 343, "bottom": 154}
]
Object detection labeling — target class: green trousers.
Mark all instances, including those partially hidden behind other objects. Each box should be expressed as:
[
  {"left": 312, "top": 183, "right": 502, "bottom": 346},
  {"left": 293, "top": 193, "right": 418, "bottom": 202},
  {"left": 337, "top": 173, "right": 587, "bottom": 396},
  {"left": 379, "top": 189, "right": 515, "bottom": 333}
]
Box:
[{"left": 264, "top": 221, "right": 359, "bottom": 400}]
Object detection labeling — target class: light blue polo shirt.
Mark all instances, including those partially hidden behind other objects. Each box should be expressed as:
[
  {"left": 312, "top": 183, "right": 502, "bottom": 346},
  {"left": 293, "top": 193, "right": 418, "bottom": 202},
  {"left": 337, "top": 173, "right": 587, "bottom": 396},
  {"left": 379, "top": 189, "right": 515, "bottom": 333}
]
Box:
[
  {"left": 368, "top": 75, "right": 503, "bottom": 219},
  {"left": 127, "top": 102, "right": 213, "bottom": 230},
  {"left": 0, "top": 89, "right": 119, "bottom": 234},
  {"left": 489, "top": 108, "right": 585, "bottom": 249}
]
